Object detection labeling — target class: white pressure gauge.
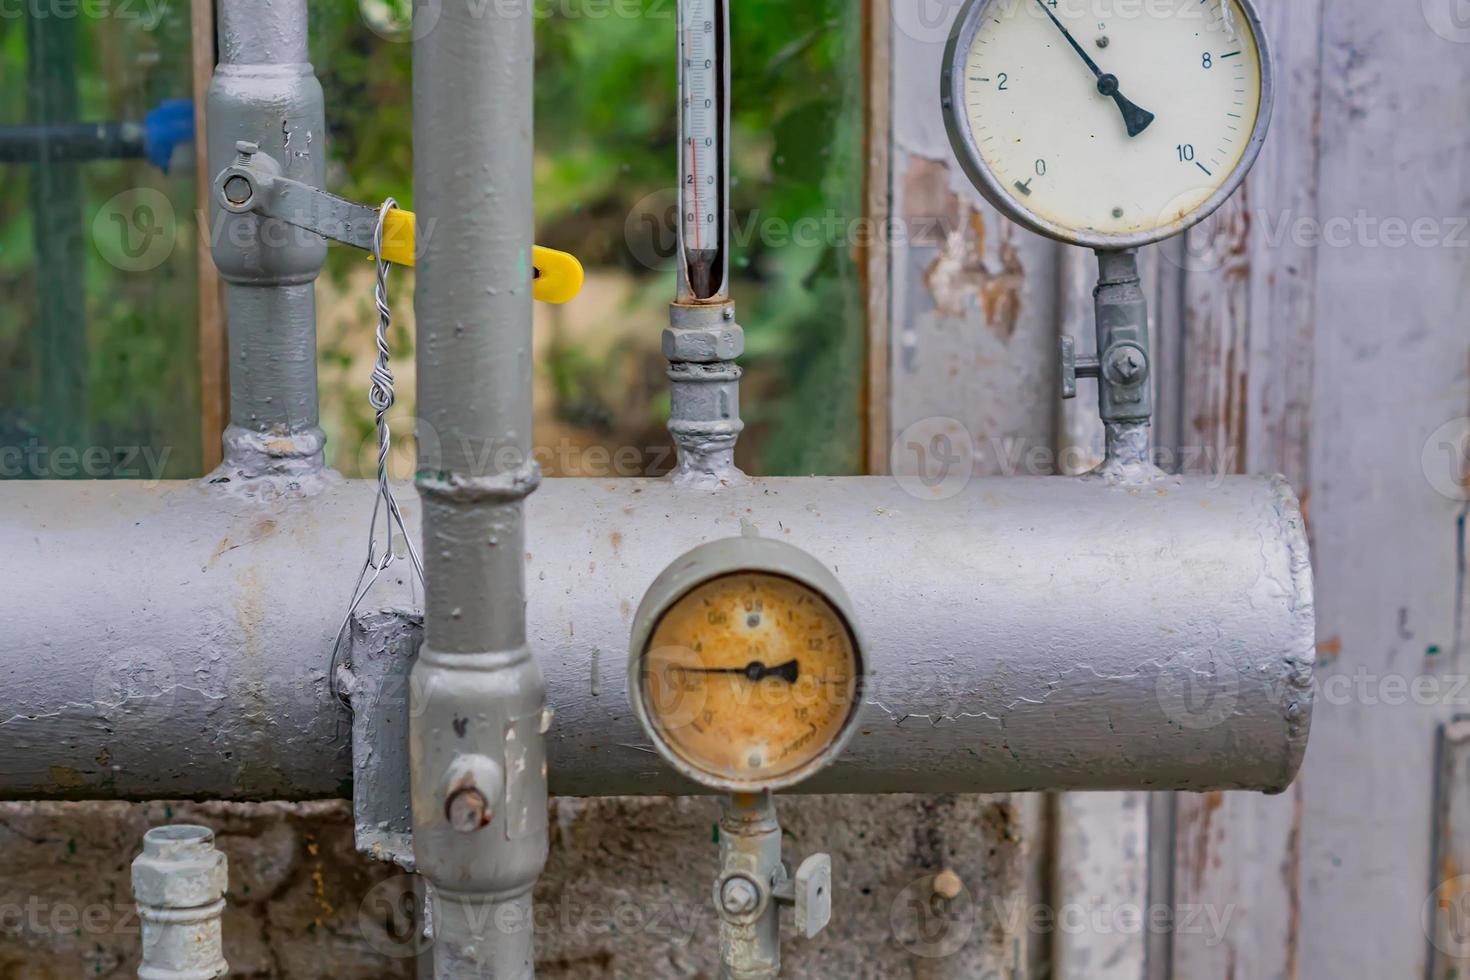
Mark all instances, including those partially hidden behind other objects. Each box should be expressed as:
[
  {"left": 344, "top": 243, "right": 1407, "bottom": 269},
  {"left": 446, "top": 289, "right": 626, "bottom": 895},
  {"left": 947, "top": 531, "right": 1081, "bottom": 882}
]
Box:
[
  {"left": 628, "top": 537, "right": 866, "bottom": 793},
  {"left": 941, "top": 0, "right": 1274, "bottom": 249}
]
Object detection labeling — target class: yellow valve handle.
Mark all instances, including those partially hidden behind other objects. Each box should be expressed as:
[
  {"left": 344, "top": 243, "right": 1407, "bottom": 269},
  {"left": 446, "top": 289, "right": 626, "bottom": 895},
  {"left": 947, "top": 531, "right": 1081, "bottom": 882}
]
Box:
[{"left": 377, "top": 208, "right": 584, "bottom": 305}]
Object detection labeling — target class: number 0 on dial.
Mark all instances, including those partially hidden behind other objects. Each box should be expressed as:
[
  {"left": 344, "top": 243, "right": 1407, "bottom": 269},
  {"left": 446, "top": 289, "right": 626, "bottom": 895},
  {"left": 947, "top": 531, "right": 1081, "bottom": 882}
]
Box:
[{"left": 941, "top": 0, "right": 1273, "bottom": 248}]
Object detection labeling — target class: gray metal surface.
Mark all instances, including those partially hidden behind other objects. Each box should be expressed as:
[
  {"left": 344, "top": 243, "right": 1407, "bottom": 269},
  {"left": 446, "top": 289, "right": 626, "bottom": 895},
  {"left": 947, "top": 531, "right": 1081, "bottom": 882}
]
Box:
[
  {"left": 205, "top": 0, "right": 328, "bottom": 491},
  {"left": 715, "top": 792, "right": 784, "bottom": 979},
  {"left": 1062, "top": 249, "right": 1157, "bottom": 473},
  {"left": 0, "top": 474, "right": 1313, "bottom": 801},
  {"left": 409, "top": 0, "right": 548, "bottom": 974},
  {"left": 343, "top": 612, "right": 420, "bottom": 871},
  {"left": 131, "top": 825, "right": 228, "bottom": 979},
  {"left": 665, "top": 300, "right": 746, "bottom": 487}
]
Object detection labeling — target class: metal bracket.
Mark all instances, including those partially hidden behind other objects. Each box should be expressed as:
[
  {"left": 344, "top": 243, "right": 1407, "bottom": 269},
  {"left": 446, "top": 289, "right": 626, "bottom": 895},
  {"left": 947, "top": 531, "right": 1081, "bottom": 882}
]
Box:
[{"left": 340, "top": 611, "right": 422, "bottom": 872}]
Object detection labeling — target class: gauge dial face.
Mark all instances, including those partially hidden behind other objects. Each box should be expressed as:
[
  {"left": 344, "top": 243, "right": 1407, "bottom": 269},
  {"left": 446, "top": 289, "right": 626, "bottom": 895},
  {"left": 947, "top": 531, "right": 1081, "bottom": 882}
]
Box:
[
  {"left": 639, "top": 571, "right": 861, "bottom": 788},
  {"left": 951, "top": 0, "right": 1265, "bottom": 244}
]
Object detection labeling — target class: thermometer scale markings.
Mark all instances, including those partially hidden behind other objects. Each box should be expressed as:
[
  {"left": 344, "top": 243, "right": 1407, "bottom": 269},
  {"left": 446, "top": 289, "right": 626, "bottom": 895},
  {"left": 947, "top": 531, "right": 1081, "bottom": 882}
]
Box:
[{"left": 679, "top": 0, "right": 721, "bottom": 274}]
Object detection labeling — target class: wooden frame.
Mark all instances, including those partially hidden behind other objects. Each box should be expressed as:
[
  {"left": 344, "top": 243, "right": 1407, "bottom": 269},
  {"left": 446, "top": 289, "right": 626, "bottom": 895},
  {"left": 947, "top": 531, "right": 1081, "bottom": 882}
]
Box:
[{"left": 192, "top": 0, "right": 227, "bottom": 472}]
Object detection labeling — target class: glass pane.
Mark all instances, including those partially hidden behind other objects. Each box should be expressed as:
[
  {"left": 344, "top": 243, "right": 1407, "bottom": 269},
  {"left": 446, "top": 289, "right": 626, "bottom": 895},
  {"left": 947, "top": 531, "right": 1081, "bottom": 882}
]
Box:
[
  {"left": 312, "top": 0, "right": 866, "bottom": 480},
  {"left": 0, "top": 4, "right": 201, "bottom": 480}
]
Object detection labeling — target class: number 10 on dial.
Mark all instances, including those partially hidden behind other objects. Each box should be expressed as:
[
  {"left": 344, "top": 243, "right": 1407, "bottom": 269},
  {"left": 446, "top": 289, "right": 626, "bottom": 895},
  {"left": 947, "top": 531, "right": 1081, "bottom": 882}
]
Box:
[{"left": 941, "top": 0, "right": 1273, "bottom": 249}]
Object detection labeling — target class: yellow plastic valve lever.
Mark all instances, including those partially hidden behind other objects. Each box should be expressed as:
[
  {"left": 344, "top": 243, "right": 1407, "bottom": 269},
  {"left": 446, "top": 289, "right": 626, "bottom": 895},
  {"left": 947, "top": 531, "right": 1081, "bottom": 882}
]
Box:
[{"left": 377, "top": 208, "right": 584, "bottom": 305}]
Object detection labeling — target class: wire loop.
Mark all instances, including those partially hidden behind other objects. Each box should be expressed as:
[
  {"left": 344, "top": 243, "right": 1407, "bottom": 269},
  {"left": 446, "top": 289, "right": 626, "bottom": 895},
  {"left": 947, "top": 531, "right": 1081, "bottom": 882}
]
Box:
[{"left": 329, "top": 198, "right": 426, "bottom": 705}]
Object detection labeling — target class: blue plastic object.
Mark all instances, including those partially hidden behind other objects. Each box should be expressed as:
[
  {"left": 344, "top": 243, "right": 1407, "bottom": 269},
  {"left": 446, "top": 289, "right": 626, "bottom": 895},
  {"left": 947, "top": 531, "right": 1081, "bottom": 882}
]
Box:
[{"left": 143, "top": 99, "right": 195, "bottom": 174}]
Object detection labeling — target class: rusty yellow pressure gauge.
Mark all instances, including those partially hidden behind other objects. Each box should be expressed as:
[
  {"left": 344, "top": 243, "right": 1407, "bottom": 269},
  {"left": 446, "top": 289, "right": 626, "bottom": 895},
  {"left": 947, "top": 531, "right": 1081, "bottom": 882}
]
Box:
[{"left": 629, "top": 537, "right": 866, "bottom": 792}]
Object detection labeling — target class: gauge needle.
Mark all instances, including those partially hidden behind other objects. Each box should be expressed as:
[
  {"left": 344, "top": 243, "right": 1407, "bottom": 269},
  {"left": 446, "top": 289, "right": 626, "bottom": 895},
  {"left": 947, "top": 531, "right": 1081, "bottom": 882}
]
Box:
[
  {"left": 1031, "top": 0, "right": 1156, "bottom": 138},
  {"left": 672, "top": 659, "right": 801, "bottom": 684}
]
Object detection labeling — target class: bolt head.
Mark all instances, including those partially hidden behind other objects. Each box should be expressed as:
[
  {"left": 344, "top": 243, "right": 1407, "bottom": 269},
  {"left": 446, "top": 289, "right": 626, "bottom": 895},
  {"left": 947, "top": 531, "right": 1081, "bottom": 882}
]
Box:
[
  {"left": 446, "top": 787, "right": 492, "bottom": 833},
  {"left": 234, "top": 139, "right": 259, "bottom": 156},
  {"left": 720, "top": 876, "right": 760, "bottom": 916}
]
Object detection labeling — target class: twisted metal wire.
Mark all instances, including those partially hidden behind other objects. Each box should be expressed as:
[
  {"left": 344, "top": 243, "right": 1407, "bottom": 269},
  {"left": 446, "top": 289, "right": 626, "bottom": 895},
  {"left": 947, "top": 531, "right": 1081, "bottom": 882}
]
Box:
[{"left": 329, "top": 198, "right": 426, "bottom": 706}]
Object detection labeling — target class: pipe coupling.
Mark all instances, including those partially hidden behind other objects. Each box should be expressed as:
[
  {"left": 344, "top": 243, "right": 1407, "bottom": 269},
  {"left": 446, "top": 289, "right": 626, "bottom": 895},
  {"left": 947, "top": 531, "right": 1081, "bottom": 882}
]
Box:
[{"left": 132, "top": 825, "right": 228, "bottom": 980}]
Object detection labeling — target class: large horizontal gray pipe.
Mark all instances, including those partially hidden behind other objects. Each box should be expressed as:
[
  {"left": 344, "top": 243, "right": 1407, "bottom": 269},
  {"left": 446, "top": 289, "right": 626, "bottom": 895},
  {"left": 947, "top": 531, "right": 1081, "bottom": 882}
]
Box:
[{"left": 0, "top": 475, "right": 1313, "bottom": 800}]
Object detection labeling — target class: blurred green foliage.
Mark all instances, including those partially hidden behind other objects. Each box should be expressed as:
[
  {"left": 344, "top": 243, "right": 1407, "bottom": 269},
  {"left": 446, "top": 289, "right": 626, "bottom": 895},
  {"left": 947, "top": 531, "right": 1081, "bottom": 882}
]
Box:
[
  {"left": 0, "top": 6, "right": 201, "bottom": 478},
  {"left": 2, "top": 0, "right": 864, "bottom": 478},
  {"left": 314, "top": 0, "right": 865, "bottom": 475}
]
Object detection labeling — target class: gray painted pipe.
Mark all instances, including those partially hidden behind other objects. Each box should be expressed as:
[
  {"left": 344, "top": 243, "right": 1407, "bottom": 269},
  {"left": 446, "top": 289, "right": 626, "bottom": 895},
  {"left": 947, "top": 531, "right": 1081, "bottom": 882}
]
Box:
[
  {"left": 410, "top": 0, "right": 547, "bottom": 974},
  {"left": 206, "top": 0, "right": 328, "bottom": 487},
  {"left": 0, "top": 475, "right": 1314, "bottom": 800}
]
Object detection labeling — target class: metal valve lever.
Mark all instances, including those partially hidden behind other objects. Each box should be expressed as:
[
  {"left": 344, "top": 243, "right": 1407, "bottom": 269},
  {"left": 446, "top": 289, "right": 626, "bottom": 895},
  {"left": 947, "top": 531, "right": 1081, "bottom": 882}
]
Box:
[
  {"left": 212, "top": 140, "right": 584, "bottom": 304},
  {"left": 771, "top": 853, "right": 833, "bottom": 939},
  {"left": 1059, "top": 335, "right": 1100, "bottom": 400}
]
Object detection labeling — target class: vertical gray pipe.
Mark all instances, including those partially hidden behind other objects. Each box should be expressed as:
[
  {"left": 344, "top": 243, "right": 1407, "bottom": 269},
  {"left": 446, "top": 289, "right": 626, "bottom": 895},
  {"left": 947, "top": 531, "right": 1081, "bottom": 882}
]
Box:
[
  {"left": 205, "top": 0, "right": 328, "bottom": 490},
  {"left": 410, "top": 0, "right": 548, "bottom": 976}
]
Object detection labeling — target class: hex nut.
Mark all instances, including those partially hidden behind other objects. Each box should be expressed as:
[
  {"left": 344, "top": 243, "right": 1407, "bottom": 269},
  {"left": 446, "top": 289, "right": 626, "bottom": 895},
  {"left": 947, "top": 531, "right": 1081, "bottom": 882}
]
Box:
[
  {"left": 662, "top": 326, "right": 743, "bottom": 363},
  {"left": 132, "top": 825, "right": 228, "bottom": 909}
]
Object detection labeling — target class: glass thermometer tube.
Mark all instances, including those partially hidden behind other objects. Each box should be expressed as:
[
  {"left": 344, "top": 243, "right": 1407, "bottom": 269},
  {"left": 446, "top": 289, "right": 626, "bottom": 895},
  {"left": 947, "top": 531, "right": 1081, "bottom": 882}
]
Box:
[{"left": 677, "top": 0, "right": 727, "bottom": 300}]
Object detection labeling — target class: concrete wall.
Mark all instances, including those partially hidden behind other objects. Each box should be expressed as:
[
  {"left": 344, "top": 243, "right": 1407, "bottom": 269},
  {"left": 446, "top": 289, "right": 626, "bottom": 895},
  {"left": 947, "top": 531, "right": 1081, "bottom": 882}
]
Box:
[{"left": 0, "top": 797, "right": 1040, "bottom": 978}]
